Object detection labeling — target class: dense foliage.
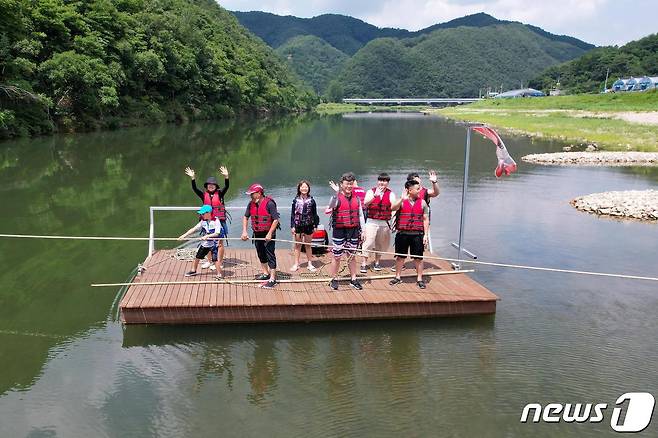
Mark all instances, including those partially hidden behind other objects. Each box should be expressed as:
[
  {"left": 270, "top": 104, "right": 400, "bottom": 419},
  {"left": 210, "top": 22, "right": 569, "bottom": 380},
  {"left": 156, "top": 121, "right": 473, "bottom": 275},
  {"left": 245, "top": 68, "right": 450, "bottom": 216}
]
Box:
[
  {"left": 331, "top": 24, "right": 590, "bottom": 98},
  {"left": 530, "top": 33, "right": 658, "bottom": 93},
  {"left": 275, "top": 35, "right": 349, "bottom": 95},
  {"left": 234, "top": 12, "right": 594, "bottom": 56},
  {"left": 0, "top": 0, "right": 315, "bottom": 139},
  {"left": 233, "top": 11, "right": 408, "bottom": 55}
]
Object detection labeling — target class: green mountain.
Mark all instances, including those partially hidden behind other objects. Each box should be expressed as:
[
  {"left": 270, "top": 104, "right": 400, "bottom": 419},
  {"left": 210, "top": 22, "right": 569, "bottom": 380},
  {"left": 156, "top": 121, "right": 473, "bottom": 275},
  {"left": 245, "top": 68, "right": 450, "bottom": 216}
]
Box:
[
  {"left": 233, "top": 11, "right": 594, "bottom": 55},
  {"left": 232, "top": 11, "right": 408, "bottom": 55},
  {"left": 529, "top": 33, "right": 658, "bottom": 93},
  {"left": 233, "top": 11, "right": 594, "bottom": 98},
  {"left": 0, "top": 0, "right": 314, "bottom": 139},
  {"left": 334, "top": 23, "right": 592, "bottom": 98},
  {"left": 276, "top": 35, "right": 349, "bottom": 94}
]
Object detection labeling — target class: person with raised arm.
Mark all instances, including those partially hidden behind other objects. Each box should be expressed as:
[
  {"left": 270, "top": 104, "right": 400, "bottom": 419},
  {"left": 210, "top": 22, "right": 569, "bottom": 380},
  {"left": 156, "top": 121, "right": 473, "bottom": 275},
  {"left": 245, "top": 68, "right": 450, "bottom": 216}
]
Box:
[
  {"left": 327, "top": 172, "right": 365, "bottom": 291},
  {"left": 184, "top": 165, "right": 230, "bottom": 269},
  {"left": 390, "top": 179, "right": 430, "bottom": 289}
]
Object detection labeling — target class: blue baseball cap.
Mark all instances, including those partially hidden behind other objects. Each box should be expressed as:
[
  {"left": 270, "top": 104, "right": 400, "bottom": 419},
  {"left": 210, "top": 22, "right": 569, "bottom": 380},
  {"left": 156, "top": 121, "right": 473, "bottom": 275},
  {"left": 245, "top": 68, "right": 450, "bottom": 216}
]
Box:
[{"left": 197, "top": 205, "right": 212, "bottom": 215}]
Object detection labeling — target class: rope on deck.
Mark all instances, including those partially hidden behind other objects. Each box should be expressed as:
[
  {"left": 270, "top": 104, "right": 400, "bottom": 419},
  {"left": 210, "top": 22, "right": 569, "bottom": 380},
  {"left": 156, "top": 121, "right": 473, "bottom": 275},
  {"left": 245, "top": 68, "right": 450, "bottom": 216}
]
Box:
[
  {"left": 1, "top": 233, "right": 658, "bottom": 282},
  {"left": 90, "top": 269, "right": 473, "bottom": 288}
]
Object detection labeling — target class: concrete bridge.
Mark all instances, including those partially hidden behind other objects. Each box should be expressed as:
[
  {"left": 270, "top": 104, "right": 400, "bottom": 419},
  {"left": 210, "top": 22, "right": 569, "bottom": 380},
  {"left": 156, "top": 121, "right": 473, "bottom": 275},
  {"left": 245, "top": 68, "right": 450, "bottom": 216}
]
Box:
[{"left": 343, "top": 97, "right": 481, "bottom": 106}]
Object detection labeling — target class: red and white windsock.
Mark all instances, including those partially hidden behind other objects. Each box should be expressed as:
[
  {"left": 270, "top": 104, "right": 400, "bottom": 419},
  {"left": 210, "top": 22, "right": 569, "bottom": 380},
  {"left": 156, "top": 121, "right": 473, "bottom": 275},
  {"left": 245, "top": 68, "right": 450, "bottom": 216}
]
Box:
[{"left": 472, "top": 126, "right": 517, "bottom": 177}]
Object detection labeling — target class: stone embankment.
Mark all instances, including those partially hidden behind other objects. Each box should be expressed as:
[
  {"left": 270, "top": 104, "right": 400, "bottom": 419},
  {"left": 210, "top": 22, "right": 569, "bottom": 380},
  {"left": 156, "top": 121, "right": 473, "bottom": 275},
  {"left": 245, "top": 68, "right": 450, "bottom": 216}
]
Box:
[
  {"left": 522, "top": 152, "right": 658, "bottom": 166},
  {"left": 571, "top": 190, "right": 658, "bottom": 221}
]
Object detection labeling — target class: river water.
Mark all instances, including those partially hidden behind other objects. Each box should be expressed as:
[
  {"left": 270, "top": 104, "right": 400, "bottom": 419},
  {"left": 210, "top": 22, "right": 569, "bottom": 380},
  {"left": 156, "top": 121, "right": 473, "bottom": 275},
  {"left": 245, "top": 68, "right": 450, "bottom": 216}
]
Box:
[{"left": 0, "top": 113, "right": 656, "bottom": 437}]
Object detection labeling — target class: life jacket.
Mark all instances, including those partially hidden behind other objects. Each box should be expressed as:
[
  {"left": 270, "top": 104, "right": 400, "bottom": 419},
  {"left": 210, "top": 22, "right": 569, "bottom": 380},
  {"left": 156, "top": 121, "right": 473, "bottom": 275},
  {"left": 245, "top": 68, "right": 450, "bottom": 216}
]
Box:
[
  {"left": 333, "top": 193, "right": 360, "bottom": 229},
  {"left": 311, "top": 225, "right": 329, "bottom": 255},
  {"left": 293, "top": 196, "right": 314, "bottom": 227},
  {"left": 353, "top": 186, "right": 366, "bottom": 202},
  {"left": 199, "top": 219, "right": 219, "bottom": 247},
  {"left": 366, "top": 187, "right": 392, "bottom": 221},
  {"left": 419, "top": 187, "right": 429, "bottom": 205},
  {"left": 396, "top": 198, "right": 425, "bottom": 232},
  {"left": 203, "top": 191, "right": 226, "bottom": 220},
  {"left": 249, "top": 197, "right": 274, "bottom": 232},
  {"left": 353, "top": 185, "right": 367, "bottom": 216}
]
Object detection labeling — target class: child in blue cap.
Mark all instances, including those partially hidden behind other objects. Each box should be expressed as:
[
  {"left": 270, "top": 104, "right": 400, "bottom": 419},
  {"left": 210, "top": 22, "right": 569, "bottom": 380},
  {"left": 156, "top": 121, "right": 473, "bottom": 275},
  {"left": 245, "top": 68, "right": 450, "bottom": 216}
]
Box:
[{"left": 178, "top": 205, "right": 224, "bottom": 280}]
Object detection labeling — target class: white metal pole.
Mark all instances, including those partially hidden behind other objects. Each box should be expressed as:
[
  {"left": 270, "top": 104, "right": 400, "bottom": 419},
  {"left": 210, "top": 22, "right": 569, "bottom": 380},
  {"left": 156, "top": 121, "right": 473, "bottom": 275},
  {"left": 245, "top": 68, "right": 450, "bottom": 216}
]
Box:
[
  {"left": 148, "top": 207, "right": 155, "bottom": 257},
  {"left": 456, "top": 127, "right": 471, "bottom": 269}
]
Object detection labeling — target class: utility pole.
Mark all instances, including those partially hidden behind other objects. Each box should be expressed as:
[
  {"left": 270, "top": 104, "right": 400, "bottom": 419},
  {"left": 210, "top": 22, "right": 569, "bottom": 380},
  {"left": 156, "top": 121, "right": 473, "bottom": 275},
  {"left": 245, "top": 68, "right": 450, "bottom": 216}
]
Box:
[{"left": 603, "top": 68, "right": 610, "bottom": 92}]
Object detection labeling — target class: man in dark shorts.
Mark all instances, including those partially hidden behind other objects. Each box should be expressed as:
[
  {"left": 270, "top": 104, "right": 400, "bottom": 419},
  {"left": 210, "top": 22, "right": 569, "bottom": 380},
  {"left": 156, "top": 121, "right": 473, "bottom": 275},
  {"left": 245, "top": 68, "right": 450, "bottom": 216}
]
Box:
[
  {"left": 328, "top": 172, "right": 365, "bottom": 291},
  {"left": 390, "top": 180, "right": 430, "bottom": 289},
  {"left": 241, "top": 183, "right": 280, "bottom": 289}
]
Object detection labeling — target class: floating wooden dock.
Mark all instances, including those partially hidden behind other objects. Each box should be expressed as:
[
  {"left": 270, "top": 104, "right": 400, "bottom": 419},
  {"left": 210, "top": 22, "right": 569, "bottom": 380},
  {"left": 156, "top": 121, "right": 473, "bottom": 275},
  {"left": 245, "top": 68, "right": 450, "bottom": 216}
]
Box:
[{"left": 119, "top": 249, "right": 498, "bottom": 324}]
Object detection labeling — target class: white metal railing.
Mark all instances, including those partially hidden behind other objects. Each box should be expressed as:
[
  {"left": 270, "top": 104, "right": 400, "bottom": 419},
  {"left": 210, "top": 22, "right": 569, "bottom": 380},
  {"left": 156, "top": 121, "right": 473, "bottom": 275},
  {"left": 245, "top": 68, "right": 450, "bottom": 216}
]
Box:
[
  {"left": 147, "top": 206, "right": 245, "bottom": 258},
  {"left": 147, "top": 205, "right": 434, "bottom": 258}
]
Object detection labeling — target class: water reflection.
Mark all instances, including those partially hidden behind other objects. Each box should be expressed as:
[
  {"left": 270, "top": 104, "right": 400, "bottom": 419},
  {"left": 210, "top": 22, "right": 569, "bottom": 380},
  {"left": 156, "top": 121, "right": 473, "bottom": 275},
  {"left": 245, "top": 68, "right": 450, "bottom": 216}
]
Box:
[{"left": 0, "top": 113, "right": 657, "bottom": 437}]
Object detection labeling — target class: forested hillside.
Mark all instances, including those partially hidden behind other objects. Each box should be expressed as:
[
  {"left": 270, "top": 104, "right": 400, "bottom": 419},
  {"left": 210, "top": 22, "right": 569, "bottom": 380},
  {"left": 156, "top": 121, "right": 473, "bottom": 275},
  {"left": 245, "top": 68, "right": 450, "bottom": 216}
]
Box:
[
  {"left": 234, "top": 11, "right": 594, "bottom": 99},
  {"left": 0, "top": 0, "right": 314, "bottom": 139},
  {"left": 232, "top": 11, "right": 408, "bottom": 55},
  {"left": 234, "top": 12, "right": 594, "bottom": 55},
  {"left": 332, "top": 24, "right": 590, "bottom": 98},
  {"left": 275, "top": 35, "right": 349, "bottom": 95},
  {"left": 530, "top": 33, "right": 658, "bottom": 93}
]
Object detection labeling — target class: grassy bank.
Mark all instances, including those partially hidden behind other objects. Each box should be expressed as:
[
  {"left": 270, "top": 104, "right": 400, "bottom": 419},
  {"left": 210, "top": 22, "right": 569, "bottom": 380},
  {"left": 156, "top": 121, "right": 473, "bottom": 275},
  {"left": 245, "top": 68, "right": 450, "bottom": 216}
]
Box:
[
  {"left": 434, "top": 91, "right": 658, "bottom": 151},
  {"left": 315, "top": 103, "right": 431, "bottom": 115}
]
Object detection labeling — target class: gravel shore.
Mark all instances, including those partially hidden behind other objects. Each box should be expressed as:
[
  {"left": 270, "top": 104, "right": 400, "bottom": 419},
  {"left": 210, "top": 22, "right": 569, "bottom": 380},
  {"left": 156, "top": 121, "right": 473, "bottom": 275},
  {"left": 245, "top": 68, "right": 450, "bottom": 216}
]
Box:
[
  {"left": 522, "top": 152, "right": 658, "bottom": 166},
  {"left": 571, "top": 190, "right": 658, "bottom": 221}
]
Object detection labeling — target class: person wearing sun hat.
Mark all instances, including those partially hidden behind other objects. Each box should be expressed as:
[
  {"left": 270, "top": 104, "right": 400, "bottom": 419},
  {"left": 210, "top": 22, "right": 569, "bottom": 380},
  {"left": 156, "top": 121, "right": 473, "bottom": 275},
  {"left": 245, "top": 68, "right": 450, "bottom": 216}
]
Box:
[
  {"left": 184, "top": 165, "right": 230, "bottom": 270},
  {"left": 178, "top": 204, "right": 224, "bottom": 280},
  {"left": 241, "top": 183, "right": 280, "bottom": 289}
]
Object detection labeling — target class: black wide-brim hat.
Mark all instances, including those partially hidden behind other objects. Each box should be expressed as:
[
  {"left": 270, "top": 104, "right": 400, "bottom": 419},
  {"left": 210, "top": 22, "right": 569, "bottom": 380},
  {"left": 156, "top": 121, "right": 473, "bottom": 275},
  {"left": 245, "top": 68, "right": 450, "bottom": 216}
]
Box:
[{"left": 204, "top": 176, "right": 219, "bottom": 188}]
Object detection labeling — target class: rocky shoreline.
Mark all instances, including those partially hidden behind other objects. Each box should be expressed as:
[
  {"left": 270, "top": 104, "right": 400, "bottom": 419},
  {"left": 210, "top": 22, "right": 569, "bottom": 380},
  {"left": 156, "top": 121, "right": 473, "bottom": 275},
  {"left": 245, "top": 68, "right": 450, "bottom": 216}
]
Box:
[
  {"left": 522, "top": 152, "right": 658, "bottom": 166},
  {"left": 571, "top": 190, "right": 658, "bottom": 221}
]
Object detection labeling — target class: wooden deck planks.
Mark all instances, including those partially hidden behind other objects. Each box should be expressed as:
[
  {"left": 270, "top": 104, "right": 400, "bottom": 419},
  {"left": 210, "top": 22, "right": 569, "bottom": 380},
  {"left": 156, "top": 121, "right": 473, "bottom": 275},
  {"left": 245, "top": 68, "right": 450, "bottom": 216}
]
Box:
[{"left": 120, "top": 248, "right": 498, "bottom": 324}]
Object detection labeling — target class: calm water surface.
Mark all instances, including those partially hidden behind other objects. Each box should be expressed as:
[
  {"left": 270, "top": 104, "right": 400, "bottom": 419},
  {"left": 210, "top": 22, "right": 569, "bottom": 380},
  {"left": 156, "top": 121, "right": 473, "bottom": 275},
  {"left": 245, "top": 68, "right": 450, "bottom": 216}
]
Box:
[{"left": 0, "top": 113, "right": 657, "bottom": 437}]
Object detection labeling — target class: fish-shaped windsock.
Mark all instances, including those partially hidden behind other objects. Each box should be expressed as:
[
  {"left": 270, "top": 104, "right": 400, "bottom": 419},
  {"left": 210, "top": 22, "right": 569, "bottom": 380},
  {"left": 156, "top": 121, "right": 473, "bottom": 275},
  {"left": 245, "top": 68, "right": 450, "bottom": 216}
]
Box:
[{"left": 472, "top": 126, "right": 517, "bottom": 177}]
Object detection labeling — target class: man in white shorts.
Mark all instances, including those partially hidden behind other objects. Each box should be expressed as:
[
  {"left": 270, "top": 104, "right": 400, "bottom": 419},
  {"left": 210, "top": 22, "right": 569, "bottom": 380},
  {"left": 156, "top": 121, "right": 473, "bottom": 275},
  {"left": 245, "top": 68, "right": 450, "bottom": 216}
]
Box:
[{"left": 361, "top": 173, "right": 396, "bottom": 272}]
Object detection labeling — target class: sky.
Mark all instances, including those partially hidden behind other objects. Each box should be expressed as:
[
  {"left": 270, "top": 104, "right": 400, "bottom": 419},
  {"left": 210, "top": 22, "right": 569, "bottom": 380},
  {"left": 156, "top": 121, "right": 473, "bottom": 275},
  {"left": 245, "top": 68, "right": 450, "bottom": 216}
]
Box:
[{"left": 219, "top": 0, "right": 657, "bottom": 47}]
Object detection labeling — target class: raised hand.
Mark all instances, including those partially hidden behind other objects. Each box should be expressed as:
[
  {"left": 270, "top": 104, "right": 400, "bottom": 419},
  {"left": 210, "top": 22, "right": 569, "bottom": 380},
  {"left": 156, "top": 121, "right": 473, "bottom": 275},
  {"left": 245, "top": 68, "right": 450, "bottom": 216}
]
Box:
[
  {"left": 374, "top": 186, "right": 384, "bottom": 197},
  {"left": 428, "top": 170, "right": 438, "bottom": 183},
  {"left": 219, "top": 166, "right": 229, "bottom": 178},
  {"left": 329, "top": 180, "right": 340, "bottom": 192},
  {"left": 184, "top": 167, "right": 195, "bottom": 180},
  {"left": 401, "top": 189, "right": 409, "bottom": 201}
]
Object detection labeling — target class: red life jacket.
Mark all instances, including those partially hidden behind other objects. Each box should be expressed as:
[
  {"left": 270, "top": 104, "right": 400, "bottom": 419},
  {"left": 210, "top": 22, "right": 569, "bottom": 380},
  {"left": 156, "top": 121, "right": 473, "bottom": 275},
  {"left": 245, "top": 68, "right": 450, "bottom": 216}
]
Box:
[
  {"left": 203, "top": 191, "right": 226, "bottom": 220},
  {"left": 353, "top": 186, "right": 366, "bottom": 203},
  {"left": 333, "top": 193, "right": 360, "bottom": 229},
  {"left": 367, "top": 187, "right": 392, "bottom": 221},
  {"left": 419, "top": 187, "right": 429, "bottom": 205},
  {"left": 249, "top": 197, "right": 274, "bottom": 232},
  {"left": 396, "top": 198, "right": 425, "bottom": 232}
]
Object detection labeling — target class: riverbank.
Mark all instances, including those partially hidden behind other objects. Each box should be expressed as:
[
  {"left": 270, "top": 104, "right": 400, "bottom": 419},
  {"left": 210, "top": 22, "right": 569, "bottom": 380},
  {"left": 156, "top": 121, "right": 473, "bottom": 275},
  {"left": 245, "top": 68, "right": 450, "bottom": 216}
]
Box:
[
  {"left": 522, "top": 151, "right": 658, "bottom": 166},
  {"left": 315, "top": 102, "right": 431, "bottom": 115},
  {"left": 571, "top": 190, "right": 658, "bottom": 221},
  {"left": 432, "top": 91, "right": 658, "bottom": 152}
]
